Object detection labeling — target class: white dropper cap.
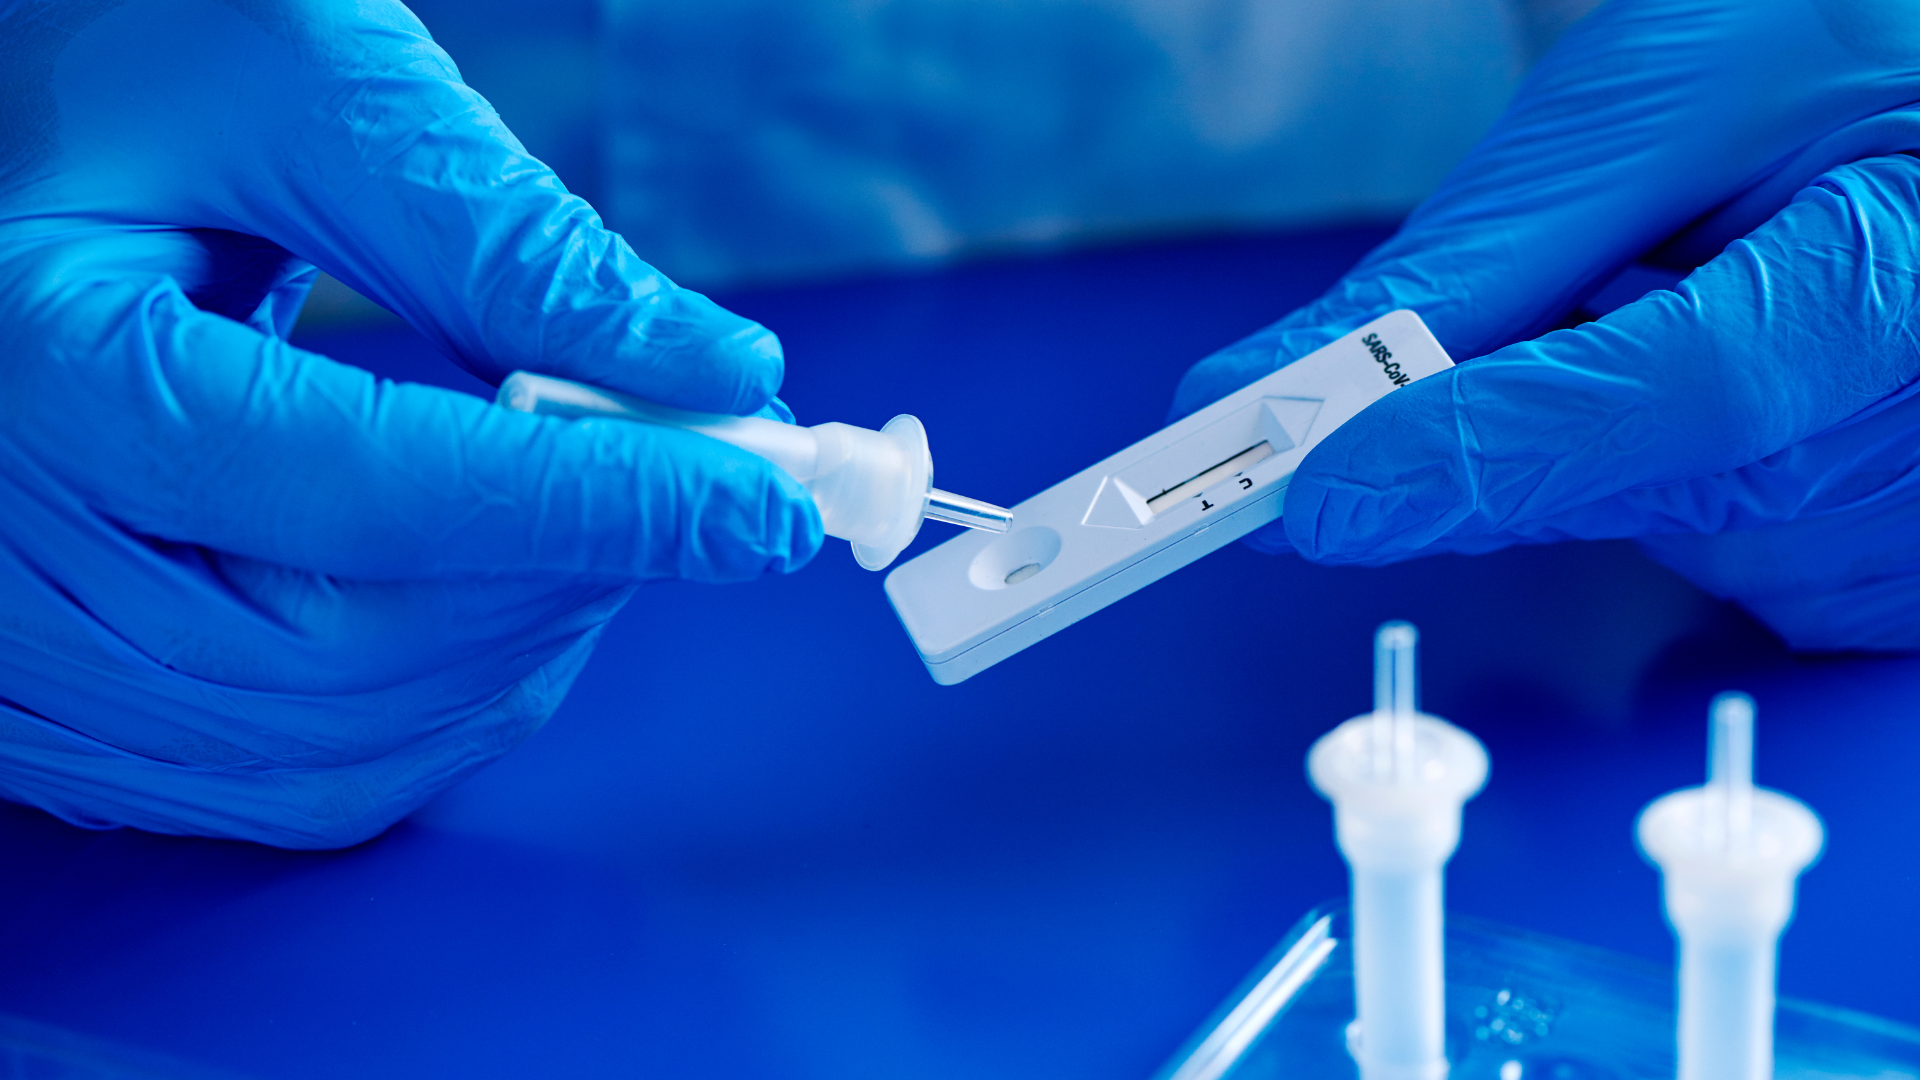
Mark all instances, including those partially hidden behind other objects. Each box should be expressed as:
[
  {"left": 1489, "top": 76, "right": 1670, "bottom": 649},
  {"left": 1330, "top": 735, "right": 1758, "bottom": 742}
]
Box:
[
  {"left": 1637, "top": 693, "right": 1823, "bottom": 1080},
  {"left": 496, "top": 371, "right": 1012, "bottom": 570},
  {"left": 1308, "top": 622, "right": 1488, "bottom": 1080}
]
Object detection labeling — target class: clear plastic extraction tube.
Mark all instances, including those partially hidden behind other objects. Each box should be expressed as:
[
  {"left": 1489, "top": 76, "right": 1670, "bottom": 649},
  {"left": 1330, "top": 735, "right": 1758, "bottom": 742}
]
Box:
[
  {"left": 496, "top": 371, "right": 1012, "bottom": 570},
  {"left": 1638, "top": 693, "right": 1823, "bottom": 1080},
  {"left": 1308, "top": 623, "right": 1487, "bottom": 1080}
]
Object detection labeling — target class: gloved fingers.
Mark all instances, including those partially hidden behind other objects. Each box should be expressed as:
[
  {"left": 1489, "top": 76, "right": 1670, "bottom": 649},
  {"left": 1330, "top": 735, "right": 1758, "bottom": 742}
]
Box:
[
  {"left": 0, "top": 502, "right": 632, "bottom": 752},
  {"left": 1638, "top": 503, "right": 1920, "bottom": 654},
  {"left": 137, "top": 0, "right": 785, "bottom": 414},
  {"left": 0, "top": 601, "right": 608, "bottom": 849},
  {"left": 1173, "top": 0, "right": 1920, "bottom": 421},
  {"left": 0, "top": 451, "right": 624, "bottom": 848},
  {"left": 755, "top": 396, "right": 799, "bottom": 424},
  {"left": 10, "top": 271, "right": 823, "bottom": 581},
  {"left": 1282, "top": 154, "right": 1920, "bottom": 564},
  {"left": 1420, "top": 373, "right": 1920, "bottom": 553}
]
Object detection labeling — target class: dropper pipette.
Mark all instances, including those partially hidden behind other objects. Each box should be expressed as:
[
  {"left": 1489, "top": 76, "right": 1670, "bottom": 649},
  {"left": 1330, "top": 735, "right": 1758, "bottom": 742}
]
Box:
[
  {"left": 495, "top": 370, "right": 1012, "bottom": 570},
  {"left": 1309, "top": 622, "right": 1487, "bottom": 1080}
]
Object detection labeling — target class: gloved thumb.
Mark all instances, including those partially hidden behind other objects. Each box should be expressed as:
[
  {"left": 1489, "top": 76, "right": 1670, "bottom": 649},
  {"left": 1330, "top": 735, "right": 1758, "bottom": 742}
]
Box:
[{"left": 1282, "top": 154, "right": 1920, "bottom": 564}]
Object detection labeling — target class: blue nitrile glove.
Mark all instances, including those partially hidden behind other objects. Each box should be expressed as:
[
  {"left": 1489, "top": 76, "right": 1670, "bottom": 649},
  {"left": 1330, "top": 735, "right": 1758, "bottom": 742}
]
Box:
[
  {"left": 1172, "top": 0, "right": 1920, "bottom": 651},
  {"left": 0, "top": 0, "right": 823, "bottom": 848}
]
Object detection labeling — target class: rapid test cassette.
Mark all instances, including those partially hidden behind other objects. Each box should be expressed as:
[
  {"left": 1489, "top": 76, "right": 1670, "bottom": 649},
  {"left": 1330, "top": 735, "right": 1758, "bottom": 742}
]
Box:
[{"left": 883, "top": 310, "right": 1453, "bottom": 685}]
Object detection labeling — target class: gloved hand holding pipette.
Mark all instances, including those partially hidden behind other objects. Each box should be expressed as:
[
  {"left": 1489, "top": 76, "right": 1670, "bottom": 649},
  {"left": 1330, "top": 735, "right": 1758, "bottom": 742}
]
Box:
[
  {"left": 0, "top": 0, "right": 822, "bottom": 847},
  {"left": 496, "top": 373, "right": 1012, "bottom": 571},
  {"left": 1173, "top": 0, "right": 1920, "bottom": 651}
]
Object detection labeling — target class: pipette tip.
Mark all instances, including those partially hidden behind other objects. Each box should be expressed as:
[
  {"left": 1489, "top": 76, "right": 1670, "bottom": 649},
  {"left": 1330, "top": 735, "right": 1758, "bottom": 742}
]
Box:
[
  {"left": 926, "top": 488, "right": 1014, "bottom": 533},
  {"left": 1370, "top": 621, "right": 1419, "bottom": 780},
  {"left": 1707, "top": 691, "right": 1756, "bottom": 852}
]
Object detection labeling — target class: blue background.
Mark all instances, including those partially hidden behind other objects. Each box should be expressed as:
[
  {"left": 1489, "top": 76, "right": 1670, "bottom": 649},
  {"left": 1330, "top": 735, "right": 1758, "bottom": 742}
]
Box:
[
  {"left": 359, "top": 0, "right": 1581, "bottom": 292},
  {"left": 2, "top": 226, "right": 1916, "bottom": 1078},
  {"left": 595, "top": 0, "right": 1525, "bottom": 286}
]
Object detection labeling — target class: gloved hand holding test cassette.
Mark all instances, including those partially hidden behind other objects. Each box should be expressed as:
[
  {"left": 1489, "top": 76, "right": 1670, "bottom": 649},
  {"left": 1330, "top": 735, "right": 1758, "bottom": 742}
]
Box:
[{"left": 885, "top": 310, "right": 1453, "bottom": 684}]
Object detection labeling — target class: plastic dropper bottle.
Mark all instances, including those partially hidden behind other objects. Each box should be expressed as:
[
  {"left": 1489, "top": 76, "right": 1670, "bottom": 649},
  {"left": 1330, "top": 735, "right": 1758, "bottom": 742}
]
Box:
[
  {"left": 495, "top": 371, "right": 1013, "bottom": 570},
  {"left": 1638, "top": 693, "right": 1823, "bottom": 1080},
  {"left": 1308, "top": 622, "right": 1488, "bottom": 1080}
]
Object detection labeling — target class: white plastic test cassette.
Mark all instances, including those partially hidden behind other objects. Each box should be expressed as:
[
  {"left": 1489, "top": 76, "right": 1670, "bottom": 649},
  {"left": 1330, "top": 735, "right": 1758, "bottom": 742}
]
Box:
[{"left": 884, "top": 310, "right": 1453, "bottom": 685}]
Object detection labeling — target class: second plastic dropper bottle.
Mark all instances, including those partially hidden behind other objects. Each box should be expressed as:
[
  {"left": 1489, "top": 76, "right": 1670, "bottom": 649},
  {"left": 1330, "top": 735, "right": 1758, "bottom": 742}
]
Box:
[
  {"left": 1309, "top": 623, "right": 1488, "bottom": 1080},
  {"left": 1639, "top": 693, "right": 1823, "bottom": 1080}
]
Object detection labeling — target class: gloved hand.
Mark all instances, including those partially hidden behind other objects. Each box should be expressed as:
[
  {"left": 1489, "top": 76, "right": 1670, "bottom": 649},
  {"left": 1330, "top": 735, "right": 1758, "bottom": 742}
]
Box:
[
  {"left": 0, "top": 0, "right": 822, "bottom": 847},
  {"left": 1173, "top": 0, "right": 1920, "bottom": 651}
]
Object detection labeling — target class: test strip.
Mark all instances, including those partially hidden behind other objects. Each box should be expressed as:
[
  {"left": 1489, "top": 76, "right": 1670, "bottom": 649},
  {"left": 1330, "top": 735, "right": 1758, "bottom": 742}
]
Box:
[{"left": 1144, "top": 441, "right": 1275, "bottom": 515}]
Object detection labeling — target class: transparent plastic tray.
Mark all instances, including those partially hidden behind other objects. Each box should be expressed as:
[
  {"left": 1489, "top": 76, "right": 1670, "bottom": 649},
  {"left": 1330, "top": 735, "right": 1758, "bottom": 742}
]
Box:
[{"left": 1152, "top": 902, "right": 1920, "bottom": 1080}]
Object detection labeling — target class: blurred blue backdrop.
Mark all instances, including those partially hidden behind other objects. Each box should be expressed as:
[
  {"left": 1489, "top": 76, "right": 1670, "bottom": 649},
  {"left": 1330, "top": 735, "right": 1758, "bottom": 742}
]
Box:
[
  {"left": 319, "top": 0, "right": 1604, "bottom": 305},
  {"left": 598, "top": 0, "right": 1526, "bottom": 286}
]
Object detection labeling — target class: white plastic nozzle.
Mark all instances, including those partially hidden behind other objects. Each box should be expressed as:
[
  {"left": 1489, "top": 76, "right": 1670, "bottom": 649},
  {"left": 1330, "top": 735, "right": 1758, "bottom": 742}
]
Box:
[
  {"left": 1309, "top": 622, "right": 1487, "bottom": 1080},
  {"left": 1637, "top": 692, "right": 1823, "bottom": 1080},
  {"left": 495, "top": 371, "right": 1012, "bottom": 570}
]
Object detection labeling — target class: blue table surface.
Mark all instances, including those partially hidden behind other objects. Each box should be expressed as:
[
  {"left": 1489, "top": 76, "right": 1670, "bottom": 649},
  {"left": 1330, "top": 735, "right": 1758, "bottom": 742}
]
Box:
[{"left": 3, "top": 226, "right": 1918, "bottom": 1080}]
